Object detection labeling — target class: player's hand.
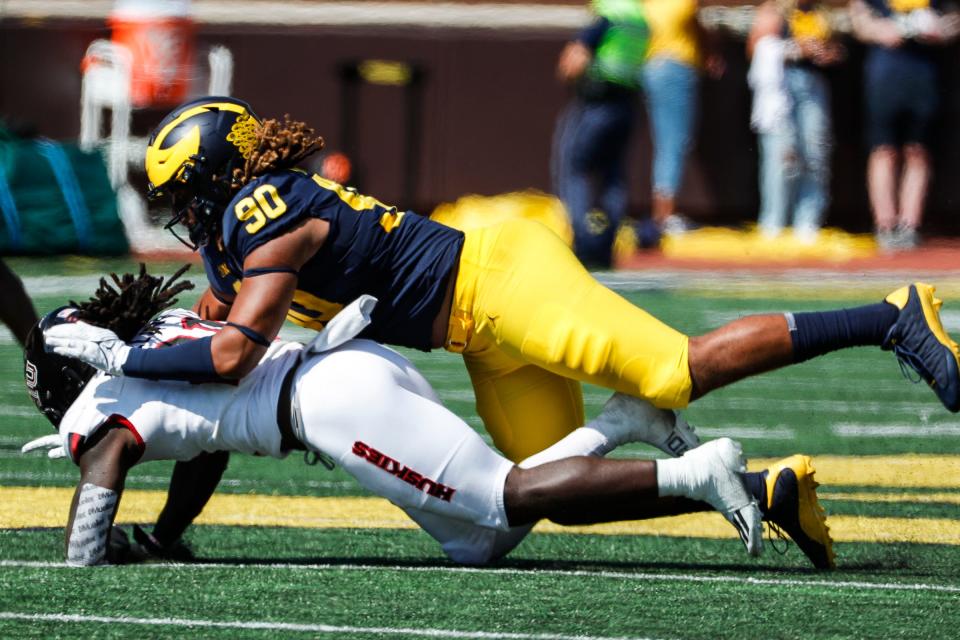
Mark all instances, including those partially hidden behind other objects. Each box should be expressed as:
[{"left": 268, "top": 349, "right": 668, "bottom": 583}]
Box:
[
  {"left": 131, "top": 524, "right": 196, "bottom": 562},
  {"left": 21, "top": 434, "right": 66, "bottom": 459},
  {"left": 43, "top": 321, "right": 131, "bottom": 376}
]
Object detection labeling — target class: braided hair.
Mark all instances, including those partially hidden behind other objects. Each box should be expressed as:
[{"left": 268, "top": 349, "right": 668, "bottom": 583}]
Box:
[
  {"left": 231, "top": 115, "right": 325, "bottom": 192},
  {"left": 71, "top": 264, "right": 195, "bottom": 341}
]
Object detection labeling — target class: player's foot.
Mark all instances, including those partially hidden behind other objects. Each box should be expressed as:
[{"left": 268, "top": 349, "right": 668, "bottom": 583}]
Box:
[
  {"left": 683, "top": 438, "right": 763, "bottom": 557},
  {"left": 594, "top": 392, "right": 700, "bottom": 456},
  {"left": 883, "top": 283, "right": 960, "bottom": 412},
  {"left": 759, "top": 455, "right": 835, "bottom": 570}
]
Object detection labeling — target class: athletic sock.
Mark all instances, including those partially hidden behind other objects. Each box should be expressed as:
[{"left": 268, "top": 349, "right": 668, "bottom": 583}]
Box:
[
  {"left": 786, "top": 302, "right": 900, "bottom": 363},
  {"left": 741, "top": 471, "right": 767, "bottom": 513},
  {"left": 656, "top": 456, "right": 701, "bottom": 498},
  {"left": 518, "top": 426, "right": 610, "bottom": 469}
]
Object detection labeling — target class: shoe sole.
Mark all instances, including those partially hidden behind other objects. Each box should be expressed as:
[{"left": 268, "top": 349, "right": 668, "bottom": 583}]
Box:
[
  {"left": 887, "top": 283, "right": 960, "bottom": 411},
  {"left": 765, "top": 454, "right": 836, "bottom": 569}
]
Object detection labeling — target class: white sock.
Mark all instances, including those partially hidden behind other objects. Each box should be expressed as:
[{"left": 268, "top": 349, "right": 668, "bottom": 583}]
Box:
[
  {"left": 518, "top": 425, "right": 610, "bottom": 469},
  {"left": 655, "top": 456, "right": 698, "bottom": 498}
]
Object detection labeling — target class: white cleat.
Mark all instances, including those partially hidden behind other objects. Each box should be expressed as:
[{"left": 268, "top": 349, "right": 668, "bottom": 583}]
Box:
[
  {"left": 682, "top": 438, "right": 763, "bottom": 557},
  {"left": 593, "top": 392, "right": 700, "bottom": 457}
]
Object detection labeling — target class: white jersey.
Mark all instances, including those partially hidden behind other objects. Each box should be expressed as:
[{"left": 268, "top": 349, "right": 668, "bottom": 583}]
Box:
[{"left": 59, "top": 309, "right": 302, "bottom": 462}]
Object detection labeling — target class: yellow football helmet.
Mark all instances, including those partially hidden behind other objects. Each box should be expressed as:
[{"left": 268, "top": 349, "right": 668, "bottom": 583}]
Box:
[{"left": 145, "top": 96, "right": 261, "bottom": 248}]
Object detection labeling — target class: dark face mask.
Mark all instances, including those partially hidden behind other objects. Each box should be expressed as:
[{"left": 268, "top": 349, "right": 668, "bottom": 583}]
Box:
[{"left": 164, "top": 188, "right": 221, "bottom": 250}]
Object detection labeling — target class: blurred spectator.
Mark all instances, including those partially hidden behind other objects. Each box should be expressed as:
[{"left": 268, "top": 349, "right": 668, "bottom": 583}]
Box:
[
  {"left": 642, "top": 0, "right": 724, "bottom": 236},
  {"left": 748, "top": 0, "right": 844, "bottom": 244},
  {"left": 551, "top": 1, "right": 649, "bottom": 268},
  {"left": 849, "top": 0, "right": 960, "bottom": 250},
  {"left": 0, "top": 258, "right": 38, "bottom": 347}
]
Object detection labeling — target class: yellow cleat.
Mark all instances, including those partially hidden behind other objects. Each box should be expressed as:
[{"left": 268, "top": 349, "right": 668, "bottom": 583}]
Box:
[
  {"left": 884, "top": 283, "right": 960, "bottom": 412},
  {"left": 761, "top": 454, "right": 835, "bottom": 570}
]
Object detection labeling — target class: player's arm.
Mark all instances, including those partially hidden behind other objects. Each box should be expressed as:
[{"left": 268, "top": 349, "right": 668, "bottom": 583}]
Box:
[
  {"left": 210, "top": 217, "right": 328, "bottom": 378},
  {"left": 44, "top": 219, "right": 329, "bottom": 382},
  {"left": 64, "top": 423, "right": 141, "bottom": 566}
]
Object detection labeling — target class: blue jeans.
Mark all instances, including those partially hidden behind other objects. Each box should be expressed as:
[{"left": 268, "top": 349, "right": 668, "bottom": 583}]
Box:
[
  {"left": 642, "top": 58, "right": 699, "bottom": 199},
  {"left": 758, "top": 67, "right": 832, "bottom": 236},
  {"left": 551, "top": 94, "right": 635, "bottom": 267}
]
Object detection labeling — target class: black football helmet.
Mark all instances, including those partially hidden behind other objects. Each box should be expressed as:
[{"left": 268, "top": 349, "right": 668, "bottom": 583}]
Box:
[
  {"left": 145, "top": 96, "right": 262, "bottom": 249},
  {"left": 23, "top": 307, "right": 96, "bottom": 429}
]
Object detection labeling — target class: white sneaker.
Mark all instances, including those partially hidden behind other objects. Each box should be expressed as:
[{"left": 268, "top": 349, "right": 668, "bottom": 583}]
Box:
[
  {"left": 682, "top": 438, "right": 763, "bottom": 557},
  {"left": 592, "top": 392, "right": 700, "bottom": 457}
]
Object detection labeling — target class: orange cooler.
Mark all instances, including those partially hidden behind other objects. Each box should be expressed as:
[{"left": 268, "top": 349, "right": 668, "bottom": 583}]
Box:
[{"left": 108, "top": 0, "right": 195, "bottom": 107}]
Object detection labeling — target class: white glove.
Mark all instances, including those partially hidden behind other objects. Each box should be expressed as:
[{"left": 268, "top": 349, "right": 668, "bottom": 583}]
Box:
[
  {"left": 22, "top": 434, "right": 66, "bottom": 459},
  {"left": 305, "top": 295, "right": 378, "bottom": 354},
  {"left": 44, "top": 321, "right": 131, "bottom": 376}
]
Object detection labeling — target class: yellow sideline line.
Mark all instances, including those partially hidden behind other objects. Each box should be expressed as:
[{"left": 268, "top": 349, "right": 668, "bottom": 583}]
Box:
[
  {"left": 2, "top": 487, "right": 960, "bottom": 546},
  {"left": 824, "top": 492, "right": 960, "bottom": 504}
]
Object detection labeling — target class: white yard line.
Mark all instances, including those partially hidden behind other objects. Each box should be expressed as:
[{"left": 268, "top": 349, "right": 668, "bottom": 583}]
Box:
[
  {"left": 0, "top": 470, "right": 356, "bottom": 490},
  {"left": 0, "top": 611, "right": 652, "bottom": 640},
  {"left": 833, "top": 424, "right": 960, "bottom": 438},
  {"left": 692, "top": 426, "right": 797, "bottom": 440},
  {"left": 2, "top": 560, "right": 959, "bottom": 594}
]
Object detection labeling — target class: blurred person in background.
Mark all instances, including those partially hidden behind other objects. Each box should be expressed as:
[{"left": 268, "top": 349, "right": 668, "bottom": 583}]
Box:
[
  {"left": 0, "top": 258, "right": 38, "bottom": 347},
  {"left": 748, "top": 0, "right": 844, "bottom": 245},
  {"left": 849, "top": 0, "right": 960, "bottom": 251},
  {"left": 551, "top": 0, "right": 649, "bottom": 268},
  {"left": 642, "top": 0, "right": 724, "bottom": 237}
]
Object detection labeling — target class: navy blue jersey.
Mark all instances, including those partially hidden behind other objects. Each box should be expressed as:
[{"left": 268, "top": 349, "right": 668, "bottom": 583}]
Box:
[{"left": 203, "top": 169, "right": 464, "bottom": 351}]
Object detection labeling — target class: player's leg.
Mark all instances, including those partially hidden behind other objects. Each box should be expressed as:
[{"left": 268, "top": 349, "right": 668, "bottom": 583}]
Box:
[
  {"left": 463, "top": 343, "right": 698, "bottom": 463},
  {"left": 0, "top": 258, "right": 39, "bottom": 346},
  {"left": 462, "top": 342, "right": 583, "bottom": 462},
  {"left": 454, "top": 218, "right": 960, "bottom": 411},
  {"left": 504, "top": 438, "right": 762, "bottom": 556},
  {"left": 689, "top": 283, "right": 960, "bottom": 411},
  {"left": 296, "top": 341, "right": 515, "bottom": 529}
]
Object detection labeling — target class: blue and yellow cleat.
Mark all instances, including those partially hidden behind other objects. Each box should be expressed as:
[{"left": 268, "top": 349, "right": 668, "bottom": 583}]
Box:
[
  {"left": 760, "top": 454, "right": 835, "bottom": 570},
  {"left": 883, "top": 283, "right": 960, "bottom": 412}
]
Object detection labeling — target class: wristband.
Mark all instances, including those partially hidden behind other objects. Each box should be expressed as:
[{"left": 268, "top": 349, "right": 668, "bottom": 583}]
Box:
[{"left": 122, "top": 336, "right": 227, "bottom": 383}]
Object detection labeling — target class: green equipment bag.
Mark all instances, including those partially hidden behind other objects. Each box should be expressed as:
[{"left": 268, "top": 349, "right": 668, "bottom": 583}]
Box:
[{"left": 0, "top": 127, "right": 128, "bottom": 255}]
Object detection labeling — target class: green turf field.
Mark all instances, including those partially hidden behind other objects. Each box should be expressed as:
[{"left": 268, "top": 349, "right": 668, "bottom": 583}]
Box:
[{"left": 2, "top": 257, "right": 960, "bottom": 639}]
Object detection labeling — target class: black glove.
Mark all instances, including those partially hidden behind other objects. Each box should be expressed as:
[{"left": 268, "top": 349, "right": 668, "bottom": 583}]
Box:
[{"left": 131, "top": 524, "right": 196, "bottom": 562}]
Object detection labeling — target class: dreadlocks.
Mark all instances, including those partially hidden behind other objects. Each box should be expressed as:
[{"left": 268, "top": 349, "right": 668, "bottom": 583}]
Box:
[
  {"left": 231, "top": 115, "right": 325, "bottom": 191},
  {"left": 71, "top": 264, "right": 195, "bottom": 342}
]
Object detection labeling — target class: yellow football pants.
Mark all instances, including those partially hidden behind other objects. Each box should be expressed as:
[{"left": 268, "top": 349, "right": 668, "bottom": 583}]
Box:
[{"left": 446, "top": 218, "right": 692, "bottom": 462}]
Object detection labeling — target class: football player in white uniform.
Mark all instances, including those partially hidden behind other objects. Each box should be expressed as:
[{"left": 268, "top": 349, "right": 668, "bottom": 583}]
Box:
[{"left": 23, "top": 268, "right": 834, "bottom": 568}]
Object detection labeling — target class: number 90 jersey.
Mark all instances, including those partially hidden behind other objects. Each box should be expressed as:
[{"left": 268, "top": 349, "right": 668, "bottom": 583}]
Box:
[{"left": 203, "top": 169, "right": 464, "bottom": 351}]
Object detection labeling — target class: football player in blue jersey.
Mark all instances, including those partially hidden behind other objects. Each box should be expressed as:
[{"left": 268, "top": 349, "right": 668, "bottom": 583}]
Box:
[{"left": 41, "top": 96, "right": 957, "bottom": 562}]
